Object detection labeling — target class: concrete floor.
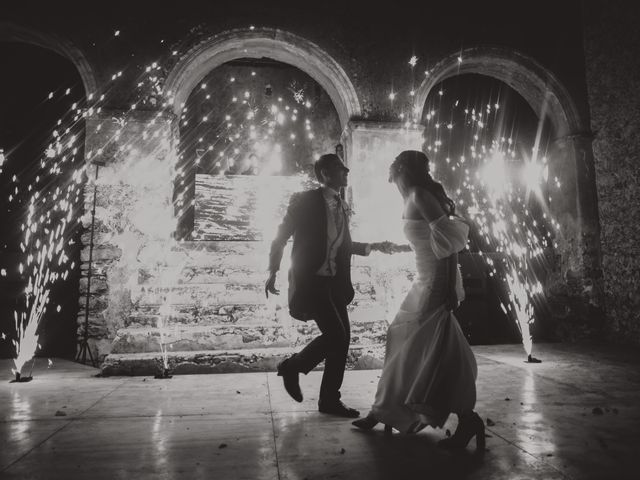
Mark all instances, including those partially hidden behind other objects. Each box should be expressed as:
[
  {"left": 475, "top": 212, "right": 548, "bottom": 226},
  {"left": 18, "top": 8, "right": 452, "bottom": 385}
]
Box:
[{"left": 0, "top": 343, "right": 638, "bottom": 480}]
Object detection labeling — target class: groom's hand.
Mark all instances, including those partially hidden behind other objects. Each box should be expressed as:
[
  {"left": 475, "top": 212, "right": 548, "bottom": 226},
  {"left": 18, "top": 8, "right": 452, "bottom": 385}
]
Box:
[
  {"left": 369, "top": 241, "right": 392, "bottom": 254},
  {"left": 370, "top": 241, "right": 409, "bottom": 254},
  {"left": 265, "top": 272, "right": 280, "bottom": 298}
]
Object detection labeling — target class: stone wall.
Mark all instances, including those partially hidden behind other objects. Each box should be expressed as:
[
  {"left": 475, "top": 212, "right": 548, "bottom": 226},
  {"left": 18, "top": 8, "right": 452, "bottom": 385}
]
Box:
[
  {"left": 5, "top": 2, "right": 589, "bottom": 122},
  {"left": 100, "top": 238, "right": 414, "bottom": 375},
  {"left": 344, "top": 122, "right": 425, "bottom": 243},
  {"left": 582, "top": 2, "right": 640, "bottom": 345},
  {"left": 95, "top": 121, "right": 426, "bottom": 374},
  {"left": 79, "top": 110, "right": 178, "bottom": 361},
  {"left": 2, "top": 1, "right": 615, "bottom": 362}
]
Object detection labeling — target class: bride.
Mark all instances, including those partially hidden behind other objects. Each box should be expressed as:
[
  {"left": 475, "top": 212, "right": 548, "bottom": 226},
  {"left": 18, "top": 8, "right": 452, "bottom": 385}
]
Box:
[{"left": 353, "top": 150, "right": 484, "bottom": 451}]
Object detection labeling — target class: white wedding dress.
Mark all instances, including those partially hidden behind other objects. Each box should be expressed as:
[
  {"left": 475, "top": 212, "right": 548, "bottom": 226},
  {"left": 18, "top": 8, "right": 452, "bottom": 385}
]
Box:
[{"left": 370, "top": 215, "right": 477, "bottom": 434}]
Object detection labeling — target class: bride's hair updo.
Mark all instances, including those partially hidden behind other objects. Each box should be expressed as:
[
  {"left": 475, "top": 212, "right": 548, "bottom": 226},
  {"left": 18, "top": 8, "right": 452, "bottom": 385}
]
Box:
[{"left": 389, "top": 150, "right": 456, "bottom": 216}]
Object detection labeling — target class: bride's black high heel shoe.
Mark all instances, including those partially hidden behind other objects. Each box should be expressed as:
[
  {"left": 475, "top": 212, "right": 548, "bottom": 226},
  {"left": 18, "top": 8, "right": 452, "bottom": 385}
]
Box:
[
  {"left": 352, "top": 413, "right": 394, "bottom": 434},
  {"left": 352, "top": 413, "right": 379, "bottom": 430},
  {"left": 438, "top": 412, "right": 485, "bottom": 451}
]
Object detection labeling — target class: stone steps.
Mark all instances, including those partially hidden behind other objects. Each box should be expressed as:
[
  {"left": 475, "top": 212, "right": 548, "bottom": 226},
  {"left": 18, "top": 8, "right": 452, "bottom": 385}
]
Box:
[
  {"left": 110, "top": 324, "right": 291, "bottom": 354},
  {"left": 101, "top": 344, "right": 386, "bottom": 376},
  {"left": 126, "top": 301, "right": 387, "bottom": 326},
  {"left": 129, "top": 281, "right": 379, "bottom": 307},
  {"left": 137, "top": 262, "right": 378, "bottom": 286},
  {"left": 100, "top": 241, "right": 410, "bottom": 374},
  {"left": 124, "top": 306, "right": 283, "bottom": 327},
  {"left": 110, "top": 318, "right": 390, "bottom": 354}
]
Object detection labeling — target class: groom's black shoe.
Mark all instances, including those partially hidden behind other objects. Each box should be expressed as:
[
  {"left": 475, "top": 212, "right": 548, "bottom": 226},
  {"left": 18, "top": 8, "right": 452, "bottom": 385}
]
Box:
[
  {"left": 318, "top": 400, "right": 360, "bottom": 418},
  {"left": 276, "top": 357, "right": 303, "bottom": 403}
]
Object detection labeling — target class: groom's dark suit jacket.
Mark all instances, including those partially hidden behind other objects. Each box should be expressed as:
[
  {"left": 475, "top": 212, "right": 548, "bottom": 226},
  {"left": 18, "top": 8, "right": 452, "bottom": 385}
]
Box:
[{"left": 269, "top": 188, "right": 368, "bottom": 321}]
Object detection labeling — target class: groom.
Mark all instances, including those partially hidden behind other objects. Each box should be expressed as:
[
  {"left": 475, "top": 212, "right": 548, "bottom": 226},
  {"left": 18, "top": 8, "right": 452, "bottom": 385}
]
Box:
[{"left": 265, "top": 153, "right": 371, "bottom": 418}]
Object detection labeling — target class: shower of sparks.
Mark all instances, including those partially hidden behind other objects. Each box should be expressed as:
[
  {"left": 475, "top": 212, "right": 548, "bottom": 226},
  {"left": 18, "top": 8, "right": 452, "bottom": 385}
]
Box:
[
  {"left": 2, "top": 37, "right": 182, "bottom": 372},
  {"left": 3, "top": 30, "right": 558, "bottom": 369},
  {"left": 125, "top": 56, "right": 327, "bottom": 366},
  {"left": 5, "top": 89, "right": 88, "bottom": 375},
  {"left": 177, "top": 74, "right": 318, "bottom": 178},
  {"left": 175, "top": 66, "right": 325, "bottom": 238},
  {"left": 419, "top": 89, "right": 556, "bottom": 355}
]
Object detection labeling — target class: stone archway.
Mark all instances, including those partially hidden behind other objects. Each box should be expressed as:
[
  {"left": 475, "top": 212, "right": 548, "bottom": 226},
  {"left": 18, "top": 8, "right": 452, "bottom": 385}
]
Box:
[
  {"left": 415, "top": 46, "right": 603, "bottom": 337},
  {"left": 164, "top": 28, "right": 361, "bottom": 129},
  {"left": 165, "top": 27, "right": 361, "bottom": 240},
  {"left": 94, "top": 28, "right": 369, "bottom": 373},
  {"left": 0, "top": 22, "right": 98, "bottom": 96},
  {"left": 413, "top": 46, "right": 587, "bottom": 137},
  {"left": 0, "top": 23, "right": 98, "bottom": 359}
]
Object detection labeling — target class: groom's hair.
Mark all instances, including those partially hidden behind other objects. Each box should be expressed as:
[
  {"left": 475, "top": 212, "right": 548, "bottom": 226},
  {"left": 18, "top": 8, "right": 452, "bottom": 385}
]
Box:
[{"left": 314, "top": 153, "right": 343, "bottom": 183}]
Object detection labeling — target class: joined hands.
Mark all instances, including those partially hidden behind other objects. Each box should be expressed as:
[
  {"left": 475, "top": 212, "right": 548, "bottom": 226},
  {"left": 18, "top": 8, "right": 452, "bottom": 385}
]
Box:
[{"left": 369, "top": 241, "right": 411, "bottom": 254}]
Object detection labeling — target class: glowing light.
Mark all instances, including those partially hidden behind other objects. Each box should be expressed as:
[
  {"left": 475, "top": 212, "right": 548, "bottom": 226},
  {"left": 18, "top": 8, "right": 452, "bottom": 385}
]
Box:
[
  {"left": 481, "top": 152, "right": 508, "bottom": 197},
  {"left": 408, "top": 55, "right": 418, "bottom": 67},
  {"left": 522, "top": 159, "right": 546, "bottom": 192}
]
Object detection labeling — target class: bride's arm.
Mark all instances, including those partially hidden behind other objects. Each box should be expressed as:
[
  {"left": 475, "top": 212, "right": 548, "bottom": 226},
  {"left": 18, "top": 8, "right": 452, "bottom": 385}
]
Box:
[
  {"left": 445, "top": 252, "right": 459, "bottom": 311},
  {"left": 414, "top": 187, "right": 460, "bottom": 309}
]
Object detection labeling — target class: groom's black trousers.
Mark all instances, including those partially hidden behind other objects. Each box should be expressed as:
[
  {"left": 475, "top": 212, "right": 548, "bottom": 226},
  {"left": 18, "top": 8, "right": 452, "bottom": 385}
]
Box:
[{"left": 288, "top": 275, "right": 350, "bottom": 403}]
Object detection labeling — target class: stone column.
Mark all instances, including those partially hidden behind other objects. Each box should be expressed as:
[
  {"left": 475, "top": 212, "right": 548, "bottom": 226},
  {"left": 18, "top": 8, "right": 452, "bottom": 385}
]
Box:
[
  {"left": 78, "top": 109, "right": 179, "bottom": 362},
  {"left": 339, "top": 121, "right": 424, "bottom": 359},
  {"left": 342, "top": 120, "right": 425, "bottom": 242},
  {"left": 546, "top": 132, "right": 604, "bottom": 340}
]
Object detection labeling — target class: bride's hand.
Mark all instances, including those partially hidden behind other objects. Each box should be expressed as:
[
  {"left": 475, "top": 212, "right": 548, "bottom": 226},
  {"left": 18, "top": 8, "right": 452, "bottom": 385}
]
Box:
[
  {"left": 369, "top": 241, "right": 394, "bottom": 254},
  {"left": 370, "top": 241, "right": 411, "bottom": 254},
  {"left": 445, "top": 290, "right": 459, "bottom": 312}
]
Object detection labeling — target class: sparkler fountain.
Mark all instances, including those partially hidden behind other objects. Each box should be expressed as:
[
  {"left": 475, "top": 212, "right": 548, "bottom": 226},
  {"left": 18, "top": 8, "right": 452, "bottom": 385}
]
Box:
[
  {"left": 89, "top": 108, "right": 180, "bottom": 376},
  {"left": 421, "top": 81, "right": 556, "bottom": 361},
  {"left": 2, "top": 26, "right": 599, "bottom": 377},
  {"left": 154, "top": 300, "right": 174, "bottom": 379},
  {"left": 7, "top": 98, "right": 87, "bottom": 381},
  {"left": 350, "top": 56, "right": 558, "bottom": 362}
]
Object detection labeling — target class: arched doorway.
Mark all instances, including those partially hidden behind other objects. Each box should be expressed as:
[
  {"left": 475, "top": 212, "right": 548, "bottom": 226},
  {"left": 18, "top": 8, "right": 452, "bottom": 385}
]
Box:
[
  {"left": 99, "top": 28, "right": 364, "bottom": 373},
  {"left": 414, "top": 47, "right": 585, "bottom": 137},
  {"left": 0, "top": 22, "right": 97, "bottom": 97},
  {"left": 176, "top": 58, "right": 343, "bottom": 241},
  {"left": 0, "top": 26, "right": 96, "bottom": 359},
  {"left": 164, "top": 28, "right": 360, "bottom": 240},
  {"left": 415, "top": 47, "right": 602, "bottom": 343},
  {"left": 165, "top": 28, "right": 360, "bottom": 128},
  {"left": 421, "top": 72, "right": 554, "bottom": 343}
]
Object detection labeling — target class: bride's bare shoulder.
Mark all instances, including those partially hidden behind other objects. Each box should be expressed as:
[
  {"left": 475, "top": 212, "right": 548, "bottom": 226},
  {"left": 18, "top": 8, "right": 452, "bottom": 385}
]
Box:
[
  {"left": 409, "top": 187, "right": 445, "bottom": 221},
  {"left": 408, "top": 187, "right": 439, "bottom": 208}
]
